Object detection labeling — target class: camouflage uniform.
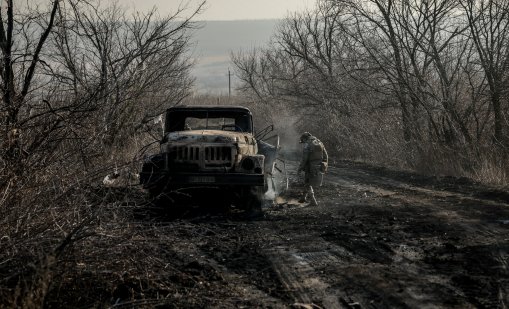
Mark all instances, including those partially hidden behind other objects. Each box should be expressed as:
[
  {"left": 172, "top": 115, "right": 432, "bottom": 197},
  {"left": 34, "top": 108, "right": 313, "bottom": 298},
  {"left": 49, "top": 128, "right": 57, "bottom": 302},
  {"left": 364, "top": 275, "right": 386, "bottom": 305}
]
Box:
[{"left": 297, "top": 132, "right": 328, "bottom": 206}]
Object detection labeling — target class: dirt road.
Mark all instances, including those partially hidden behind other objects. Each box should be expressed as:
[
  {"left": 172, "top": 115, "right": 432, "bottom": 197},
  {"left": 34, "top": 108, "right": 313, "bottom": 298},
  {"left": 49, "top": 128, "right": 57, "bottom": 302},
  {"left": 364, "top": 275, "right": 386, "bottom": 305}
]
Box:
[{"left": 47, "top": 160, "right": 509, "bottom": 308}]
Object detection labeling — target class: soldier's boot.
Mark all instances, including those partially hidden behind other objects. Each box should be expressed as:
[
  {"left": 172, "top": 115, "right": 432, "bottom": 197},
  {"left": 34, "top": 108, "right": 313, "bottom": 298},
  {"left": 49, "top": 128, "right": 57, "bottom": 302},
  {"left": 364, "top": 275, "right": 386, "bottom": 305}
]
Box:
[
  {"left": 298, "top": 193, "right": 308, "bottom": 203},
  {"left": 309, "top": 196, "right": 318, "bottom": 206},
  {"left": 308, "top": 186, "right": 318, "bottom": 206}
]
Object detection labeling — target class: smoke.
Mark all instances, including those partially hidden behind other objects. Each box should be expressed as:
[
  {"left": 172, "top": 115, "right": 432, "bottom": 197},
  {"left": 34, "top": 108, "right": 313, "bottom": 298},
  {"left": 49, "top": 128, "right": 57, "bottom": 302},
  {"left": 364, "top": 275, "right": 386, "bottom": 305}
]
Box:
[
  {"left": 263, "top": 167, "right": 289, "bottom": 201},
  {"left": 272, "top": 110, "right": 302, "bottom": 160},
  {"left": 264, "top": 187, "right": 276, "bottom": 200},
  {"left": 260, "top": 109, "right": 302, "bottom": 202},
  {"left": 255, "top": 107, "right": 303, "bottom": 203}
]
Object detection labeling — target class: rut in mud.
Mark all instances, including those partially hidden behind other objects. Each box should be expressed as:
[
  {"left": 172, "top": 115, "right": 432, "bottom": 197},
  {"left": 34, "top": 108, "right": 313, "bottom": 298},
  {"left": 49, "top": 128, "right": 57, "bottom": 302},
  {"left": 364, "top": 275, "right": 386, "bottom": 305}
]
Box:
[{"left": 46, "top": 161, "right": 508, "bottom": 308}]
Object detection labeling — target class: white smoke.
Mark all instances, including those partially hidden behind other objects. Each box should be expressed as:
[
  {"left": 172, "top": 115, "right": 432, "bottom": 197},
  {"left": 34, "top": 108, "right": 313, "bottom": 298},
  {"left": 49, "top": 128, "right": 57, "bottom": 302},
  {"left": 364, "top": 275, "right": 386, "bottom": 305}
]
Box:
[{"left": 264, "top": 186, "right": 276, "bottom": 200}]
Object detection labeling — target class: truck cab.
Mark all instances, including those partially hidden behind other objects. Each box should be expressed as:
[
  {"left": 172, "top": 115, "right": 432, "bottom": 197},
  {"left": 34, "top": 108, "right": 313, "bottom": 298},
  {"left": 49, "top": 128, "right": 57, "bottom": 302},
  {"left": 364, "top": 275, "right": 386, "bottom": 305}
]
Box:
[{"left": 140, "top": 105, "right": 278, "bottom": 211}]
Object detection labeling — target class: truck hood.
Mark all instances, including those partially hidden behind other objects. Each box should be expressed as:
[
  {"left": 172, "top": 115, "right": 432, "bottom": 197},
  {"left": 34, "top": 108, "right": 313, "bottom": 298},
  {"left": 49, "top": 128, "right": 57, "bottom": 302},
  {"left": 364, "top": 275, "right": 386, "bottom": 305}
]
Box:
[{"left": 165, "top": 130, "right": 255, "bottom": 144}]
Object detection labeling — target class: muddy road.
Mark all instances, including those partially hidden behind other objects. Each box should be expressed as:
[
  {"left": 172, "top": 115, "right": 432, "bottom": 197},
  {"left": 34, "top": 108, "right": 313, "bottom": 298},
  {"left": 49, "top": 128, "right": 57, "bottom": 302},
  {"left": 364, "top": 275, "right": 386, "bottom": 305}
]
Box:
[{"left": 51, "top": 160, "right": 509, "bottom": 308}]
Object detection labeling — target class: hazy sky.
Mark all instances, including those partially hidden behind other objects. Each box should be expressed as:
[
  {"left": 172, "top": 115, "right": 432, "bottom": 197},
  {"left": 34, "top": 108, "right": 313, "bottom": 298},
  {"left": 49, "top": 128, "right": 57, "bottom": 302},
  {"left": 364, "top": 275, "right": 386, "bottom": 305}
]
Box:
[{"left": 116, "top": 0, "right": 318, "bottom": 20}]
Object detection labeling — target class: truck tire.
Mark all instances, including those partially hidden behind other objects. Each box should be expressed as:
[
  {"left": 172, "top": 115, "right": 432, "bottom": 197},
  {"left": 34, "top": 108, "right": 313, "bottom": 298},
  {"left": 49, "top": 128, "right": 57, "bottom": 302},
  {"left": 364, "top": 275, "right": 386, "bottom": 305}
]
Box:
[
  {"left": 140, "top": 154, "right": 167, "bottom": 198},
  {"left": 243, "top": 186, "right": 263, "bottom": 218},
  {"left": 147, "top": 180, "right": 167, "bottom": 198}
]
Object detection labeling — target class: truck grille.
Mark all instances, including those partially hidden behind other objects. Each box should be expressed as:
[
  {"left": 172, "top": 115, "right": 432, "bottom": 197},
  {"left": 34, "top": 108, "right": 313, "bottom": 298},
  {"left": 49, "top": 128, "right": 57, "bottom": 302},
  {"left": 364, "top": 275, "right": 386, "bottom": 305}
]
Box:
[
  {"left": 204, "top": 146, "right": 232, "bottom": 161},
  {"left": 175, "top": 146, "right": 200, "bottom": 162},
  {"left": 169, "top": 145, "right": 234, "bottom": 169}
]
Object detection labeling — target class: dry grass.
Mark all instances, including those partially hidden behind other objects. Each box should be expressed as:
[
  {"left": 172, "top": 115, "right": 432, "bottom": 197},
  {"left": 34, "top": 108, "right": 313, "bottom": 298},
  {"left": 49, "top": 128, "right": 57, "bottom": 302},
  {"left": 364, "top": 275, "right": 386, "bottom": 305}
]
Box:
[
  {"left": 468, "top": 155, "right": 509, "bottom": 187},
  {"left": 0, "top": 134, "right": 152, "bottom": 308}
]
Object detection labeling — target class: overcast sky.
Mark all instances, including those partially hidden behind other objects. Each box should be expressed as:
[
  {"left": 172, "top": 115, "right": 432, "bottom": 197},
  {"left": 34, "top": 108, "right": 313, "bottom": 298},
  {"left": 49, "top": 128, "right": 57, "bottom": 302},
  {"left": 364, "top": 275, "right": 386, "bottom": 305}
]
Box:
[{"left": 115, "top": 0, "right": 318, "bottom": 20}]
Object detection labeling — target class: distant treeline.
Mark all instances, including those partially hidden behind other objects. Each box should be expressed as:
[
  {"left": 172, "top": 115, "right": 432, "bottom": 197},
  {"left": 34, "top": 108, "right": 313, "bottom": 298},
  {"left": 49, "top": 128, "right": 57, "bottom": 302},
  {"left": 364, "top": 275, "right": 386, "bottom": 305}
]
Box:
[{"left": 233, "top": 0, "right": 509, "bottom": 184}]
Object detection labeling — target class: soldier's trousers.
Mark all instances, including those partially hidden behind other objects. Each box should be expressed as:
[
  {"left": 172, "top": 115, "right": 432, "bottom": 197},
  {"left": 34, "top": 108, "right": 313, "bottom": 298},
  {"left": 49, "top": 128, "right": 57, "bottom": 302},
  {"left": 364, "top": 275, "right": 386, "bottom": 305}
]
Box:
[{"left": 302, "top": 170, "right": 323, "bottom": 205}]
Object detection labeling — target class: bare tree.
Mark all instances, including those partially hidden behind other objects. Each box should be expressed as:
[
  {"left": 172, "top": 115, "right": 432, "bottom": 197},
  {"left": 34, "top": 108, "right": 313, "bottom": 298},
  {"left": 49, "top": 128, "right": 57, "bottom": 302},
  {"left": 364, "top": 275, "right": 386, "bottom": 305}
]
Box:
[
  {"left": 48, "top": 0, "right": 204, "bottom": 147},
  {"left": 233, "top": 0, "right": 509, "bottom": 178},
  {"left": 233, "top": 2, "right": 354, "bottom": 117},
  {"left": 0, "top": 0, "right": 203, "bottom": 192},
  {"left": 372, "top": 0, "right": 473, "bottom": 145},
  {"left": 1, "top": 0, "right": 59, "bottom": 172},
  {"left": 462, "top": 0, "right": 509, "bottom": 147},
  {"left": 0, "top": 1, "right": 205, "bottom": 304}
]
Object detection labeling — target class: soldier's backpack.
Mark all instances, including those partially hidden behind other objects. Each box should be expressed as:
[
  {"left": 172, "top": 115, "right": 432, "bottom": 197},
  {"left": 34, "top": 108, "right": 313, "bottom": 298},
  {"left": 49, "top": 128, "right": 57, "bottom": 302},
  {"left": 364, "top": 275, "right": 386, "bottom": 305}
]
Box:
[{"left": 309, "top": 139, "right": 324, "bottom": 162}]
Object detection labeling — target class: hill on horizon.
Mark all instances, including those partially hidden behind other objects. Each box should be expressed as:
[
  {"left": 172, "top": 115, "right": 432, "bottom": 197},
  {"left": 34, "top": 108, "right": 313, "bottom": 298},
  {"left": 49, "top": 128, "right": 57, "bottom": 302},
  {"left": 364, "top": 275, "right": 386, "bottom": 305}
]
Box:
[{"left": 190, "top": 19, "right": 279, "bottom": 94}]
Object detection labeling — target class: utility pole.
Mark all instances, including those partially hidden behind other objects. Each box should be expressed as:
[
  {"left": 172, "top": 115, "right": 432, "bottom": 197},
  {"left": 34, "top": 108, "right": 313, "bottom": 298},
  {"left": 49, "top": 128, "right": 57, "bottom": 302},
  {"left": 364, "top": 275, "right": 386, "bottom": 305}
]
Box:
[{"left": 228, "top": 68, "right": 231, "bottom": 97}]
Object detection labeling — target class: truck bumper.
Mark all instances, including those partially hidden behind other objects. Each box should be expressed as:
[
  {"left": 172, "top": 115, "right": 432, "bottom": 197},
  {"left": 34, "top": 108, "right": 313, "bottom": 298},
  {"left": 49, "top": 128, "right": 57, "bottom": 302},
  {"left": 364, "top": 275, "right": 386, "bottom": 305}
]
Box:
[{"left": 168, "top": 172, "right": 264, "bottom": 186}]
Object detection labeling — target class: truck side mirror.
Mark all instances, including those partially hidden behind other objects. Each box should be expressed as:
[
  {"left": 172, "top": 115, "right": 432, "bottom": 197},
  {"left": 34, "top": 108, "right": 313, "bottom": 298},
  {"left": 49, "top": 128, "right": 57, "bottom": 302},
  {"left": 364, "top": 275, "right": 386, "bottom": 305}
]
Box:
[{"left": 160, "top": 135, "right": 168, "bottom": 144}]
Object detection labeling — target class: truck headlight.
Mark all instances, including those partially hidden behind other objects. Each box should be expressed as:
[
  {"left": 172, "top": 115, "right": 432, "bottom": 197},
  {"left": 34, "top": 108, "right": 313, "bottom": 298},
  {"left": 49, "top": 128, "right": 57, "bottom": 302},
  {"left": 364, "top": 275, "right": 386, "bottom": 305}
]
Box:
[
  {"left": 241, "top": 157, "right": 255, "bottom": 170},
  {"left": 240, "top": 155, "right": 264, "bottom": 174}
]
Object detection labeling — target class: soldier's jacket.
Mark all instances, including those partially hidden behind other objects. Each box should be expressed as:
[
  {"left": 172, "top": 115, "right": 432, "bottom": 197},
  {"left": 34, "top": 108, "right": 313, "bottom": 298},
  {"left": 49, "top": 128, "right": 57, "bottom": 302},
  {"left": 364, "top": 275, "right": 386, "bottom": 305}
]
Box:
[{"left": 298, "top": 136, "right": 328, "bottom": 175}]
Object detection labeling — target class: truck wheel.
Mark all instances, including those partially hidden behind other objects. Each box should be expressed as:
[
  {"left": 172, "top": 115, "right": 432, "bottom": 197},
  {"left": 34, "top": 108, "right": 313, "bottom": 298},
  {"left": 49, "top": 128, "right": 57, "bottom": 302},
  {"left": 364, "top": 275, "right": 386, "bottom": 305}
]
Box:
[
  {"left": 148, "top": 183, "right": 164, "bottom": 198},
  {"left": 244, "top": 186, "right": 263, "bottom": 218},
  {"left": 140, "top": 154, "right": 166, "bottom": 199},
  {"left": 146, "top": 176, "right": 169, "bottom": 199}
]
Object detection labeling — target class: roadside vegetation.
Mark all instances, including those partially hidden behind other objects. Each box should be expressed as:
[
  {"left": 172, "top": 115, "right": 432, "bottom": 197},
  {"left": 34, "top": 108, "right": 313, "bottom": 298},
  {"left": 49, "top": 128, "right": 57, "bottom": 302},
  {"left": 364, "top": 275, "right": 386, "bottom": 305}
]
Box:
[
  {"left": 232, "top": 0, "right": 509, "bottom": 186},
  {"left": 0, "top": 0, "right": 203, "bottom": 306}
]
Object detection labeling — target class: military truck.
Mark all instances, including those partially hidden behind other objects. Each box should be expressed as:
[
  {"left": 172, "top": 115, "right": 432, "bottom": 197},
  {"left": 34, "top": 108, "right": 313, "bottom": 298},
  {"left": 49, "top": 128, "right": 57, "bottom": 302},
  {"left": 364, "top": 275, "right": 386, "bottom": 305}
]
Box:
[{"left": 140, "top": 105, "right": 282, "bottom": 212}]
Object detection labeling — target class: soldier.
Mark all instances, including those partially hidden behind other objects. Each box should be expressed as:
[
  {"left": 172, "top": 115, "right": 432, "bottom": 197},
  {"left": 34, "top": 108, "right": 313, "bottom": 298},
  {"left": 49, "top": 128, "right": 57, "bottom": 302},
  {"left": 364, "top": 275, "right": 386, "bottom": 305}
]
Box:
[{"left": 297, "top": 132, "right": 328, "bottom": 206}]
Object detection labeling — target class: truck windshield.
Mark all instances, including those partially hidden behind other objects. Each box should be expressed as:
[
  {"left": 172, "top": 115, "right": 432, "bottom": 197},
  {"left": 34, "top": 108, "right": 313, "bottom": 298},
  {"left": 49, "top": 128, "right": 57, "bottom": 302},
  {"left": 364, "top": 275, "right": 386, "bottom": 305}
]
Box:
[{"left": 166, "top": 110, "right": 252, "bottom": 133}]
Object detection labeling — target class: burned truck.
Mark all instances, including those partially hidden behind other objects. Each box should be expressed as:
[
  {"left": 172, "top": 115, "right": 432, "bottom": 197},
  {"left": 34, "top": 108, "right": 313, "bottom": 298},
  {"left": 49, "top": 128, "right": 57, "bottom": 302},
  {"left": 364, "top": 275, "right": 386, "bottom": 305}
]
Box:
[{"left": 140, "top": 105, "right": 282, "bottom": 211}]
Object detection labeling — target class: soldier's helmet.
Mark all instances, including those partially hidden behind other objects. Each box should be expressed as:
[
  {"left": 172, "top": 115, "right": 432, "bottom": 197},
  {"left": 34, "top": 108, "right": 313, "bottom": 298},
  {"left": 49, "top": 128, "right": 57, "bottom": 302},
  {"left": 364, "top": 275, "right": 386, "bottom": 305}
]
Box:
[{"left": 299, "top": 132, "right": 312, "bottom": 143}]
